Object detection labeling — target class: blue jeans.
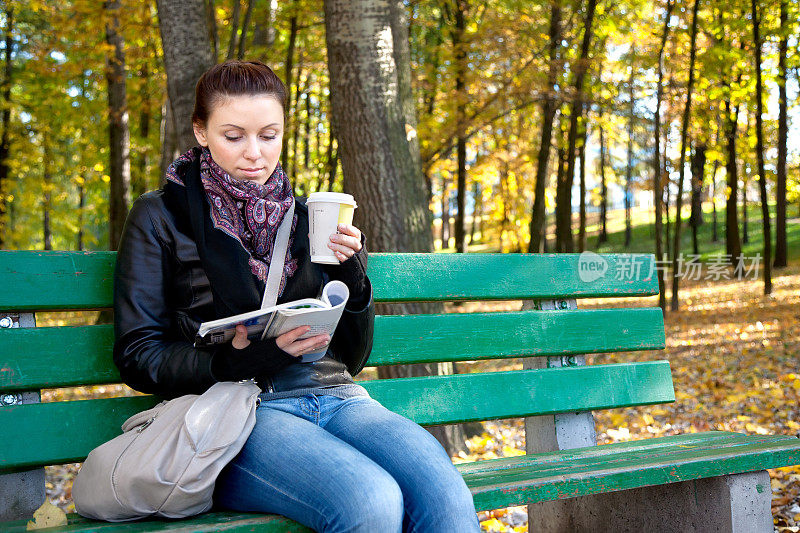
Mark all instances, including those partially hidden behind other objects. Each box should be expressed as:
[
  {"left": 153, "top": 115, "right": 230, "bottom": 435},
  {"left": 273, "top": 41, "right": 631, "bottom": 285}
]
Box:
[{"left": 214, "top": 394, "right": 480, "bottom": 532}]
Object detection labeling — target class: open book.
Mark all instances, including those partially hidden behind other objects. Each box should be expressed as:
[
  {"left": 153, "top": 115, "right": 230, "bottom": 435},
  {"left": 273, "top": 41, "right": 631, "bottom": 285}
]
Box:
[{"left": 194, "top": 281, "right": 349, "bottom": 359}]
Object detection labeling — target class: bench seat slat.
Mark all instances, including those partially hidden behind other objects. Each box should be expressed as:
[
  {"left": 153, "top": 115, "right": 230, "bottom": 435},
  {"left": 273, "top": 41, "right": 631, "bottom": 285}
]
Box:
[
  {"left": 0, "top": 512, "right": 313, "bottom": 532},
  {"left": 3, "top": 432, "right": 798, "bottom": 531},
  {"left": 462, "top": 431, "right": 800, "bottom": 511},
  {"left": 0, "top": 251, "right": 658, "bottom": 310},
  {"left": 0, "top": 362, "right": 674, "bottom": 470},
  {"left": 0, "top": 308, "right": 665, "bottom": 391}
]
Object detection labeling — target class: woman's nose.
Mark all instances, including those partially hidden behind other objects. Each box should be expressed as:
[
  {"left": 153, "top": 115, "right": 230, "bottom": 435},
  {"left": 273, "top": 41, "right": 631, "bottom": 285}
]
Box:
[{"left": 243, "top": 137, "right": 260, "bottom": 160}]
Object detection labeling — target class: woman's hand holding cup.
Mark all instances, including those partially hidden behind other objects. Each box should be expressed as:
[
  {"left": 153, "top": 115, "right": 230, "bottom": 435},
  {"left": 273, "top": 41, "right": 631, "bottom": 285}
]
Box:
[{"left": 327, "top": 223, "right": 362, "bottom": 263}]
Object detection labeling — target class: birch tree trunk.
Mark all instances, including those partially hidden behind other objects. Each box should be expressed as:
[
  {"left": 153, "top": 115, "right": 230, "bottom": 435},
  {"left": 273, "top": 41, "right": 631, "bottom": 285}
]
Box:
[
  {"left": 105, "top": 0, "right": 131, "bottom": 251},
  {"left": 155, "top": 0, "right": 214, "bottom": 153}
]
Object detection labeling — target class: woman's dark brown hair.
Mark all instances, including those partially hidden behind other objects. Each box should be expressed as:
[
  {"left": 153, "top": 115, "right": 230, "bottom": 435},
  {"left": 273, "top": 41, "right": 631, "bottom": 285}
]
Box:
[{"left": 192, "top": 60, "right": 288, "bottom": 126}]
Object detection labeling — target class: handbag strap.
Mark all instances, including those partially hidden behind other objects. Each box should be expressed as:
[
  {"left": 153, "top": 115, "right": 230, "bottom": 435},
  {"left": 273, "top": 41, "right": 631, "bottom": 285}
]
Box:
[{"left": 261, "top": 199, "right": 295, "bottom": 310}]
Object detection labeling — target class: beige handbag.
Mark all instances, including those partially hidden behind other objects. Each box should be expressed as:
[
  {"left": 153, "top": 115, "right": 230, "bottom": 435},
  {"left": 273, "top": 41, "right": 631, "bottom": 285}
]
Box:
[{"left": 72, "top": 380, "right": 261, "bottom": 522}]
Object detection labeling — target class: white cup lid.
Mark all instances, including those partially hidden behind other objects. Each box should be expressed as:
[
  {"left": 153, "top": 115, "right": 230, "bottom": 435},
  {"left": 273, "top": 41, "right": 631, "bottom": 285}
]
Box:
[{"left": 307, "top": 192, "right": 357, "bottom": 207}]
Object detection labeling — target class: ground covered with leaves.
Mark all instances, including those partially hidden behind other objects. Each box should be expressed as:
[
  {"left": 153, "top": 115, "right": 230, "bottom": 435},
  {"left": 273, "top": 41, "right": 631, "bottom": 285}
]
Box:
[{"left": 42, "top": 266, "right": 799, "bottom": 532}]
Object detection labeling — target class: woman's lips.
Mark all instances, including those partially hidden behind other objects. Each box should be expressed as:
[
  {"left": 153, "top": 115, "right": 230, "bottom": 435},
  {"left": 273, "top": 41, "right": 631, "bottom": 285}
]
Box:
[{"left": 240, "top": 167, "right": 264, "bottom": 175}]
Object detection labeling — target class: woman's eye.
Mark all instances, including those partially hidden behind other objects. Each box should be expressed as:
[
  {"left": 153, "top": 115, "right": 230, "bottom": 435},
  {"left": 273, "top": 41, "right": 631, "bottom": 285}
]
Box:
[
  {"left": 224, "top": 135, "right": 241, "bottom": 141},
  {"left": 262, "top": 135, "right": 276, "bottom": 141}
]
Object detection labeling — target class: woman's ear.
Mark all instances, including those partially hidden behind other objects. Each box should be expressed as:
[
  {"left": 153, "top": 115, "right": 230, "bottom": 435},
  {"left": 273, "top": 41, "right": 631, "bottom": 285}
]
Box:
[{"left": 193, "top": 122, "right": 208, "bottom": 147}]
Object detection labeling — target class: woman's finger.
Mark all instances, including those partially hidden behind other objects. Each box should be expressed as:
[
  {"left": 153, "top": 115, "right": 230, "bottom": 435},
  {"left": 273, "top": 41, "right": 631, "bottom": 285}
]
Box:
[
  {"left": 337, "top": 223, "right": 362, "bottom": 241},
  {"left": 328, "top": 233, "right": 361, "bottom": 253},
  {"left": 231, "top": 324, "right": 251, "bottom": 350},
  {"left": 275, "top": 325, "right": 311, "bottom": 349},
  {"left": 327, "top": 240, "right": 357, "bottom": 258},
  {"left": 281, "top": 333, "right": 330, "bottom": 356}
]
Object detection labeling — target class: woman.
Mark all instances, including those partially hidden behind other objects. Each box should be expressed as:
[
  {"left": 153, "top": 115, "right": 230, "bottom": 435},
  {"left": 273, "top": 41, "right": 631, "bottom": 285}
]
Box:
[{"left": 113, "top": 60, "right": 480, "bottom": 532}]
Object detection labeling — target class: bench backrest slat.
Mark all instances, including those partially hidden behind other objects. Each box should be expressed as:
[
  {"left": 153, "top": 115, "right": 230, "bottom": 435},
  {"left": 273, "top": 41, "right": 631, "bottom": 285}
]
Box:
[
  {"left": 0, "top": 361, "right": 674, "bottom": 470},
  {"left": 369, "top": 253, "right": 659, "bottom": 300},
  {"left": 0, "top": 251, "right": 657, "bottom": 310},
  {"left": 0, "top": 308, "right": 664, "bottom": 391},
  {"left": 0, "top": 251, "right": 116, "bottom": 310}
]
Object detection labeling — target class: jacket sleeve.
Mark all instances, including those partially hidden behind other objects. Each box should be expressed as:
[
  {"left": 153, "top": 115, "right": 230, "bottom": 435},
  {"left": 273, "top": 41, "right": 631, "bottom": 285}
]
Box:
[
  {"left": 325, "top": 244, "right": 375, "bottom": 377},
  {"left": 113, "top": 197, "right": 218, "bottom": 398}
]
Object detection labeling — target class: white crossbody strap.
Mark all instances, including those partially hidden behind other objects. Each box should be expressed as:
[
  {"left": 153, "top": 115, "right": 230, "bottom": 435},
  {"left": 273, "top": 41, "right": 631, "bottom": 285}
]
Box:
[{"left": 261, "top": 199, "right": 295, "bottom": 310}]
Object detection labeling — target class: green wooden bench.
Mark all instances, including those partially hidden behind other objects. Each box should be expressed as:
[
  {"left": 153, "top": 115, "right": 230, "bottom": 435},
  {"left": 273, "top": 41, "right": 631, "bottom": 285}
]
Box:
[{"left": 1, "top": 251, "right": 799, "bottom": 532}]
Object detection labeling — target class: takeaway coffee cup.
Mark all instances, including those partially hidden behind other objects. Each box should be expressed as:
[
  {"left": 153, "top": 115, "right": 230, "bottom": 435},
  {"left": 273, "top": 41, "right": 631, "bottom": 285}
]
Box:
[{"left": 306, "top": 192, "right": 358, "bottom": 264}]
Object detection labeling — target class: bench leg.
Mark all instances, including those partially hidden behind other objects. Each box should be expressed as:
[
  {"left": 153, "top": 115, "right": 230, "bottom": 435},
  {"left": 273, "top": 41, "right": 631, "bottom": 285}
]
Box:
[
  {"left": 0, "top": 469, "right": 46, "bottom": 521},
  {"left": 1, "top": 313, "right": 46, "bottom": 521},
  {"left": 527, "top": 470, "right": 773, "bottom": 533}
]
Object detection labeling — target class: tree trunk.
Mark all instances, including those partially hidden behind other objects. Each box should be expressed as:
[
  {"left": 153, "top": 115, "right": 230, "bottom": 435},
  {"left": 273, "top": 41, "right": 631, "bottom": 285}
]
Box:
[
  {"left": 751, "top": 0, "right": 772, "bottom": 295},
  {"left": 106, "top": 0, "right": 131, "bottom": 251},
  {"left": 288, "top": 59, "right": 304, "bottom": 183},
  {"left": 43, "top": 137, "right": 53, "bottom": 251},
  {"left": 325, "top": 0, "right": 459, "bottom": 453},
  {"left": 389, "top": 0, "right": 424, "bottom": 197},
  {"left": 0, "top": 5, "right": 12, "bottom": 248},
  {"left": 598, "top": 117, "right": 608, "bottom": 245},
  {"left": 156, "top": 0, "right": 214, "bottom": 152},
  {"left": 670, "top": 0, "right": 700, "bottom": 311},
  {"left": 452, "top": 0, "right": 468, "bottom": 253},
  {"left": 225, "top": 0, "right": 241, "bottom": 60},
  {"left": 303, "top": 81, "right": 311, "bottom": 170},
  {"left": 252, "top": 0, "right": 277, "bottom": 48},
  {"left": 742, "top": 170, "right": 749, "bottom": 244},
  {"left": 555, "top": 0, "right": 596, "bottom": 253},
  {"left": 653, "top": 0, "right": 672, "bottom": 312},
  {"left": 159, "top": 98, "right": 179, "bottom": 186},
  {"left": 774, "top": 0, "right": 788, "bottom": 268},
  {"left": 625, "top": 58, "right": 634, "bottom": 248},
  {"left": 724, "top": 98, "right": 742, "bottom": 265},
  {"left": 77, "top": 179, "right": 85, "bottom": 251},
  {"left": 578, "top": 125, "right": 587, "bottom": 253},
  {"left": 711, "top": 156, "right": 720, "bottom": 243},
  {"left": 236, "top": 0, "right": 254, "bottom": 60},
  {"left": 690, "top": 143, "right": 706, "bottom": 255},
  {"left": 470, "top": 181, "right": 480, "bottom": 244},
  {"left": 205, "top": 0, "right": 218, "bottom": 61},
  {"left": 441, "top": 179, "right": 449, "bottom": 247},
  {"left": 135, "top": 62, "right": 152, "bottom": 199},
  {"left": 528, "top": 3, "right": 561, "bottom": 253},
  {"left": 282, "top": 12, "right": 298, "bottom": 173}
]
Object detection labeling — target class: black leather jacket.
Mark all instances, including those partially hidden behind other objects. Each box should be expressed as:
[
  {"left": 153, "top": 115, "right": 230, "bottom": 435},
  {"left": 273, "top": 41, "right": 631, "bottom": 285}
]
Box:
[{"left": 113, "top": 190, "right": 375, "bottom": 399}]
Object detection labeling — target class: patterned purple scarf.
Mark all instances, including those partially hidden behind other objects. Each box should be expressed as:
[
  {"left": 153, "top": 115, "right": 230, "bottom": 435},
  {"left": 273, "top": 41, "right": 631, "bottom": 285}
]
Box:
[{"left": 166, "top": 147, "right": 298, "bottom": 291}]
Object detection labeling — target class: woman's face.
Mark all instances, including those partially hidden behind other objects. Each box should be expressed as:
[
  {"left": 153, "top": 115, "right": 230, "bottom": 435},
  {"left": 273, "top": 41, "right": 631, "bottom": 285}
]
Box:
[{"left": 193, "top": 94, "right": 284, "bottom": 185}]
